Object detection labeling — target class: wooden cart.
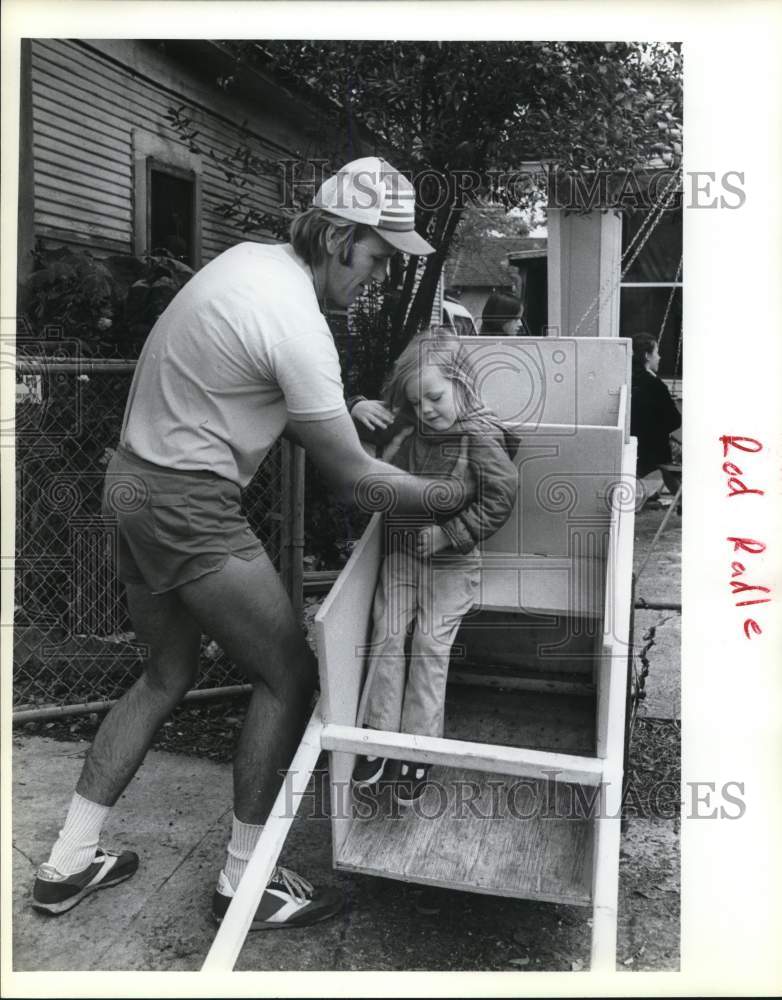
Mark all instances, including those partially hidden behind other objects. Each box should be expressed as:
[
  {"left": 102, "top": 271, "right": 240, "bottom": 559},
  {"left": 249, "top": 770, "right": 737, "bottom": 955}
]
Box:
[{"left": 204, "top": 336, "right": 637, "bottom": 973}]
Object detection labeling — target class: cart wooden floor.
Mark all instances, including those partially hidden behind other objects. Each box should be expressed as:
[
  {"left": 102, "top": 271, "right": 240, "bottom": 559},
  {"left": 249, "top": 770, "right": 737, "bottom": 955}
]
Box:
[{"left": 335, "top": 684, "right": 597, "bottom": 906}]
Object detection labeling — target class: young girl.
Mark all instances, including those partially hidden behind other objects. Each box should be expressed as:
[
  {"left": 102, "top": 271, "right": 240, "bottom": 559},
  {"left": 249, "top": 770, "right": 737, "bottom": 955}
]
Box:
[{"left": 353, "top": 333, "right": 519, "bottom": 805}]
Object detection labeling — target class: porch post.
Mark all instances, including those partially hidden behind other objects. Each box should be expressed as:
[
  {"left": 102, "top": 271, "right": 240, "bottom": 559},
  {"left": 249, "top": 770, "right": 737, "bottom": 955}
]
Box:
[{"left": 547, "top": 208, "right": 622, "bottom": 338}]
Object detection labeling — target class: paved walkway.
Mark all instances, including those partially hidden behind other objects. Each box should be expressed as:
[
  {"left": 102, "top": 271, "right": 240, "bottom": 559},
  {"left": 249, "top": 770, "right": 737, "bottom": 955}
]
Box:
[{"left": 10, "top": 504, "right": 681, "bottom": 973}]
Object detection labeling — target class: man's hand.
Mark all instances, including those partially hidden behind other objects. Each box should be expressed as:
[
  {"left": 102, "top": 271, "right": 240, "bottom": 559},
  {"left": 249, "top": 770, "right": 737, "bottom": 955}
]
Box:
[
  {"left": 415, "top": 524, "right": 450, "bottom": 559},
  {"left": 350, "top": 399, "right": 395, "bottom": 432}
]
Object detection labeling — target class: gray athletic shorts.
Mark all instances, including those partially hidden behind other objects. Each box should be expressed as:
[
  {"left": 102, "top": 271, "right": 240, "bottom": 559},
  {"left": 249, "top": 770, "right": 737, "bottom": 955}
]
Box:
[{"left": 101, "top": 446, "right": 264, "bottom": 594}]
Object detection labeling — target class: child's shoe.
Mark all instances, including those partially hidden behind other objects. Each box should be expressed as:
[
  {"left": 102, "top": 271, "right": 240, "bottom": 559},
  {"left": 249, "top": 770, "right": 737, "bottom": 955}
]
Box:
[
  {"left": 351, "top": 754, "right": 386, "bottom": 787},
  {"left": 394, "top": 761, "right": 431, "bottom": 805}
]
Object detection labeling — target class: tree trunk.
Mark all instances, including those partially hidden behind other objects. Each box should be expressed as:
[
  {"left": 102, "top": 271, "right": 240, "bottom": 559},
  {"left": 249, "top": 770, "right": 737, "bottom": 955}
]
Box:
[
  {"left": 392, "top": 255, "right": 421, "bottom": 354},
  {"left": 400, "top": 202, "right": 465, "bottom": 345}
]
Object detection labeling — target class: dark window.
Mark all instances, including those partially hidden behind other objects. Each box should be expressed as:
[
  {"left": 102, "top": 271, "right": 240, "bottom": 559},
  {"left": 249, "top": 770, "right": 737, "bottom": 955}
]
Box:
[
  {"left": 620, "top": 203, "right": 683, "bottom": 380},
  {"left": 620, "top": 286, "right": 682, "bottom": 378},
  {"left": 149, "top": 167, "right": 195, "bottom": 265},
  {"left": 621, "top": 208, "right": 683, "bottom": 283}
]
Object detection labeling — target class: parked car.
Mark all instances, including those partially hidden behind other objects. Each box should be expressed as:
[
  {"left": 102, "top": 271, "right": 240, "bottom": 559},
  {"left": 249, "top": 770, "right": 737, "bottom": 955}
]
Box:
[{"left": 442, "top": 298, "right": 478, "bottom": 337}]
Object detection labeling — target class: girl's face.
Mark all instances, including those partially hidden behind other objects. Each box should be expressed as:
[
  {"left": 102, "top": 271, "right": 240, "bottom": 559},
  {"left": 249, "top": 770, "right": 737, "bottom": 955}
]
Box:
[
  {"left": 645, "top": 342, "right": 661, "bottom": 373},
  {"left": 501, "top": 311, "right": 523, "bottom": 336},
  {"left": 405, "top": 366, "right": 459, "bottom": 431}
]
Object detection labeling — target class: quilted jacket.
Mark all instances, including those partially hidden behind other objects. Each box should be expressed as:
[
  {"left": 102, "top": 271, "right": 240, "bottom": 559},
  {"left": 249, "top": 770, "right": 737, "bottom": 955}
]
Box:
[{"left": 387, "top": 409, "right": 519, "bottom": 554}]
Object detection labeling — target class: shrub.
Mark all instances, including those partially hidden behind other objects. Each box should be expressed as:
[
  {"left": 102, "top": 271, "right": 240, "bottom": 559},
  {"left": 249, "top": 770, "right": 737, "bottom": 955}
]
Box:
[{"left": 19, "top": 246, "right": 194, "bottom": 357}]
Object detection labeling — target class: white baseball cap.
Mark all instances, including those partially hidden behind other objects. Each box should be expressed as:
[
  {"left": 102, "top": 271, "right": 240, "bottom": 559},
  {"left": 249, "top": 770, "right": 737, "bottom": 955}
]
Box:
[{"left": 313, "top": 156, "right": 435, "bottom": 256}]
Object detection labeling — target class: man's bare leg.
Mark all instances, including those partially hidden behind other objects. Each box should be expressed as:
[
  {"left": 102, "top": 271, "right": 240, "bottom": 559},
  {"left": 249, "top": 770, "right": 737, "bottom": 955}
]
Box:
[
  {"left": 77, "top": 584, "right": 202, "bottom": 805},
  {"left": 176, "top": 553, "right": 342, "bottom": 928},
  {"left": 177, "top": 551, "right": 317, "bottom": 824},
  {"left": 34, "top": 585, "right": 202, "bottom": 906}
]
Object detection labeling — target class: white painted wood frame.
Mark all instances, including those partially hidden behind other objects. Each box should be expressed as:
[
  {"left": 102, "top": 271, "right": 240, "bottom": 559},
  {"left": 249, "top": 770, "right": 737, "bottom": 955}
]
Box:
[
  {"left": 321, "top": 723, "right": 605, "bottom": 786},
  {"left": 201, "top": 702, "right": 325, "bottom": 972},
  {"left": 590, "top": 435, "right": 637, "bottom": 970}
]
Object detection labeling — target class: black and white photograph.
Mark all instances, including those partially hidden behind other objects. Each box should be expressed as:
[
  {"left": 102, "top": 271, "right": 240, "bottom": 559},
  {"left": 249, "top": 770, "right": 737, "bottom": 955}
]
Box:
[{"left": 1, "top": 1, "right": 780, "bottom": 995}]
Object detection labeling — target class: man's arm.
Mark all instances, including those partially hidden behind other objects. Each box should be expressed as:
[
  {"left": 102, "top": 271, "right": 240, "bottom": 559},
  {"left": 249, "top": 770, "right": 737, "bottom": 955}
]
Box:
[{"left": 287, "top": 412, "right": 465, "bottom": 516}]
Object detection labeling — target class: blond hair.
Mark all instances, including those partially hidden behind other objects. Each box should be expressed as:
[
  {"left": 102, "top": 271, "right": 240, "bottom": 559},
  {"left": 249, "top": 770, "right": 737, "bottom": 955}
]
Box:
[
  {"left": 383, "top": 331, "right": 482, "bottom": 419},
  {"left": 289, "top": 207, "right": 374, "bottom": 267}
]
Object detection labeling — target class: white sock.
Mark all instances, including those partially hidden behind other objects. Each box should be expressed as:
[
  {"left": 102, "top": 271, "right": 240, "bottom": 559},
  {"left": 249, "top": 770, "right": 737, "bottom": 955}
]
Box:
[
  {"left": 224, "top": 814, "right": 264, "bottom": 891},
  {"left": 47, "top": 793, "right": 111, "bottom": 875}
]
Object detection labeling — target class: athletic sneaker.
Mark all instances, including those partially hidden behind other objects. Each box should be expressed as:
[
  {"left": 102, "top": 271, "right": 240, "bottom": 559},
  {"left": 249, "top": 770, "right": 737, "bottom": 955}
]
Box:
[
  {"left": 32, "top": 848, "right": 139, "bottom": 915},
  {"left": 351, "top": 754, "right": 386, "bottom": 787},
  {"left": 394, "top": 761, "right": 431, "bottom": 805},
  {"left": 211, "top": 866, "right": 342, "bottom": 930}
]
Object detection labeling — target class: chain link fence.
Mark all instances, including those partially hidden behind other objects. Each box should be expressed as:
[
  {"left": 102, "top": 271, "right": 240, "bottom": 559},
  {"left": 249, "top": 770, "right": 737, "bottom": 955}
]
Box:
[{"left": 13, "top": 351, "right": 302, "bottom": 717}]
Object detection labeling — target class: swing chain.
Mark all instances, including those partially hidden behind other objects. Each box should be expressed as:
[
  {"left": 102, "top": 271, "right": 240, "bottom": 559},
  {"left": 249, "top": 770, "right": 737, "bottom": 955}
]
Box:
[
  {"left": 655, "top": 253, "right": 683, "bottom": 352},
  {"left": 571, "top": 170, "right": 681, "bottom": 336}
]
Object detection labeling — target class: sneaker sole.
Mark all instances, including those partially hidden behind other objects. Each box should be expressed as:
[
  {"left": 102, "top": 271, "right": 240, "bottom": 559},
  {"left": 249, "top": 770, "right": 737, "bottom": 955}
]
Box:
[
  {"left": 393, "top": 784, "right": 429, "bottom": 806},
  {"left": 212, "top": 899, "right": 343, "bottom": 932},
  {"left": 351, "top": 771, "right": 385, "bottom": 788},
  {"left": 351, "top": 761, "right": 386, "bottom": 787},
  {"left": 32, "top": 868, "right": 136, "bottom": 916},
  {"left": 393, "top": 793, "right": 422, "bottom": 806}
]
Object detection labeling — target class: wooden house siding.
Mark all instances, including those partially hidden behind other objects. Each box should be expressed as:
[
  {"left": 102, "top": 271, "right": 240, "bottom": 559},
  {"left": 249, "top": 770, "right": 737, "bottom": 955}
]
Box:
[{"left": 28, "top": 38, "right": 322, "bottom": 262}]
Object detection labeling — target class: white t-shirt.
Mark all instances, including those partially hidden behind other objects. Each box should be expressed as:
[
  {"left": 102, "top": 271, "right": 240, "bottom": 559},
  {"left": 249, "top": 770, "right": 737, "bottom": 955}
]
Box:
[{"left": 121, "top": 243, "right": 347, "bottom": 486}]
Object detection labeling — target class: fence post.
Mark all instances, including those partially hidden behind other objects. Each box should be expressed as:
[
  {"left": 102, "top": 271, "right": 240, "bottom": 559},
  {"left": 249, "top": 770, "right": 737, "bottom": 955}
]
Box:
[
  {"left": 279, "top": 440, "right": 305, "bottom": 621},
  {"left": 291, "top": 445, "right": 305, "bottom": 621}
]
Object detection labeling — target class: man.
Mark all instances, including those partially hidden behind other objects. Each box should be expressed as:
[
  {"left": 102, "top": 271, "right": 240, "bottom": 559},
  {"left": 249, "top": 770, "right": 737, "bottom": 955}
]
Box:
[{"left": 32, "top": 158, "right": 451, "bottom": 930}]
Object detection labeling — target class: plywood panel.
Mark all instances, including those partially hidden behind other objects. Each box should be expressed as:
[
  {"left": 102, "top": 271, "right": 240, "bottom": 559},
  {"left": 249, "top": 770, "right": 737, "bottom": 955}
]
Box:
[
  {"left": 456, "top": 336, "right": 631, "bottom": 430},
  {"left": 314, "top": 513, "right": 383, "bottom": 726},
  {"left": 336, "top": 767, "right": 593, "bottom": 905},
  {"left": 477, "top": 554, "right": 604, "bottom": 617},
  {"left": 483, "top": 423, "right": 622, "bottom": 559}
]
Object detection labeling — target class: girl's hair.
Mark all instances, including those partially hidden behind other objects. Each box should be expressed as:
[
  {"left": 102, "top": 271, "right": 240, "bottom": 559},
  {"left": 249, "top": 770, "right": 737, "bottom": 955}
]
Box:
[
  {"left": 631, "top": 332, "right": 658, "bottom": 375},
  {"left": 382, "top": 331, "right": 482, "bottom": 419},
  {"left": 290, "top": 207, "right": 374, "bottom": 268},
  {"left": 481, "top": 291, "right": 522, "bottom": 334}
]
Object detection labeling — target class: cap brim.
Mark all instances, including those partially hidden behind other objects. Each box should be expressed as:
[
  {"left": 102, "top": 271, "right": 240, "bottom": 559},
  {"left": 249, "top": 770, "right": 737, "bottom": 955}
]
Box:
[{"left": 374, "top": 227, "right": 435, "bottom": 256}]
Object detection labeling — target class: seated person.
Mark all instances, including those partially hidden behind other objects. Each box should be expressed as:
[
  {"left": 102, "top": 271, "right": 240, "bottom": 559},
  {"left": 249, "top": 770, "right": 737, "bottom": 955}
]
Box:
[{"left": 630, "top": 332, "right": 682, "bottom": 499}]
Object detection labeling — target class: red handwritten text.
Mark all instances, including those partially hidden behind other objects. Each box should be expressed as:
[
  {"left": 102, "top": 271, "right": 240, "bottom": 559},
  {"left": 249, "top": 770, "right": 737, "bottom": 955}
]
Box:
[{"left": 721, "top": 436, "right": 771, "bottom": 639}]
